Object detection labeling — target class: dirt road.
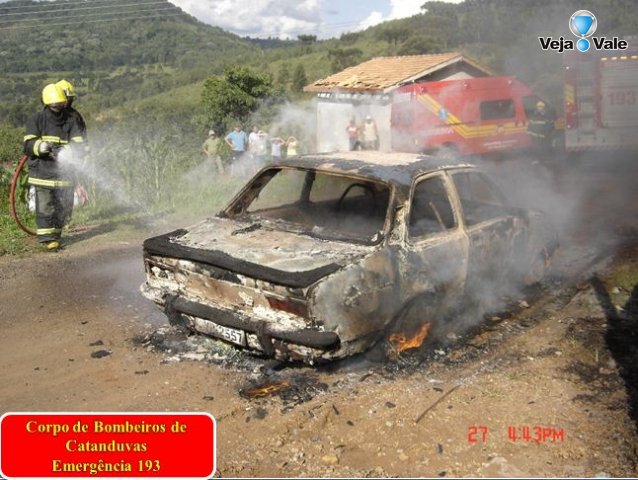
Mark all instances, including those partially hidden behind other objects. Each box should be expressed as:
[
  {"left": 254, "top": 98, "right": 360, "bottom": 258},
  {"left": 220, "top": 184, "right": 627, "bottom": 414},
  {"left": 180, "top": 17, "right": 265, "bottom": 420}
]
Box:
[{"left": 1, "top": 156, "right": 638, "bottom": 477}]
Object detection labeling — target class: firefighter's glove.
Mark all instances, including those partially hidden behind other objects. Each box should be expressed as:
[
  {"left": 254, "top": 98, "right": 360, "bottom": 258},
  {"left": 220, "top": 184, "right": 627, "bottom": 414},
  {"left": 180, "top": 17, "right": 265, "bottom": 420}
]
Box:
[
  {"left": 38, "top": 141, "right": 52, "bottom": 156},
  {"left": 50, "top": 144, "right": 70, "bottom": 161}
]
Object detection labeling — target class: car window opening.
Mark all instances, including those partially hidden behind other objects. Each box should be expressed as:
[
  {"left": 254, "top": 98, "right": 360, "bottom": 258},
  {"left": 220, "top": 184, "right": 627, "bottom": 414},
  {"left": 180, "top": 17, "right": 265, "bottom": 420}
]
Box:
[
  {"left": 409, "top": 175, "right": 456, "bottom": 238},
  {"left": 230, "top": 168, "right": 391, "bottom": 243},
  {"left": 453, "top": 171, "right": 510, "bottom": 226}
]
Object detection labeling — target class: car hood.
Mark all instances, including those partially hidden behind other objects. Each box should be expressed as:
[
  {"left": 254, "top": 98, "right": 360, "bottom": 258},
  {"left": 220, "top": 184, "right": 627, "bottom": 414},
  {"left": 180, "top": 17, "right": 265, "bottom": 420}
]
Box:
[{"left": 143, "top": 217, "right": 374, "bottom": 288}]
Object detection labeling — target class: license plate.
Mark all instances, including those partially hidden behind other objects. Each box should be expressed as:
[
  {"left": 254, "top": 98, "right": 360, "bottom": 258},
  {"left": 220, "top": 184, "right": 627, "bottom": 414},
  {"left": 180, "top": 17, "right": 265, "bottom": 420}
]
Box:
[{"left": 190, "top": 316, "right": 246, "bottom": 346}]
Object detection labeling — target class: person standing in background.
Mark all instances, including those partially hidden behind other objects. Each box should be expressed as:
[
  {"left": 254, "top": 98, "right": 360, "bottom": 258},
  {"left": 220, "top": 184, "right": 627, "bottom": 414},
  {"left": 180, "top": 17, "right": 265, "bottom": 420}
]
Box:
[
  {"left": 225, "top": 124, "right": 248, "bottom": 163},
  {"left": 345, "top": 118, "right": 360, "bottom": 151},
  {"left": 202, "top": 130, "right": 223, "bottom": 173},
  {"left": 286, "top": 136, "right": 299, "bottom": 157},
  {"left": 270, "top": 137, "right": 285, "bottom": 162},
  {"left": 248, "top": 125, "right": 259, "bottom": 159},
  {"left": 527, "top": 101, "right": 555, "bottom": 156},
  {"left": 361, "top": 115, "right": 379, "bottom": 150},
  {"left": 254, "top": 130, "right": 268, "bottom": 168}
]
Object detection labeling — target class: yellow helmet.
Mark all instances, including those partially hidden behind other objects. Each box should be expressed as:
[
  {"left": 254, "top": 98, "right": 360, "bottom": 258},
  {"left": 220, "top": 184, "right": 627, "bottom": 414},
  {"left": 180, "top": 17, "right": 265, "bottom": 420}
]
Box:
[
  {"left": 56, "top": 79, "right": 76, "bottom": 98},
  {"left": 42, "top": 83, "right": 66, "bottom": 106},
  {"left": 536, "top": 100, "right": 546, "bottom": 109}
]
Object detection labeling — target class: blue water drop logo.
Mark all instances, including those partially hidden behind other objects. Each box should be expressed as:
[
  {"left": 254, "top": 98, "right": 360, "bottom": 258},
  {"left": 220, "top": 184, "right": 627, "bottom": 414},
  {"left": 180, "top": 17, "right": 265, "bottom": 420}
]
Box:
[
  {"left": 576, "top": 38, "right": 590, "bottom": 52},
  {"left": 569, "top": 10, "right": 597, "bottom": 38},
  {"left": 573, "top": 16, "right": 593, "bottom": 36}
]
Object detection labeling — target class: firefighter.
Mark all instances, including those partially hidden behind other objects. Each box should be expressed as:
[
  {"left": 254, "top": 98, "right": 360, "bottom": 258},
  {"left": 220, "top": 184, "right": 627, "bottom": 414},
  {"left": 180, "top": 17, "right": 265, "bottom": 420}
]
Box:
[
  {"left": 23, "top": 83, "right": 87, "bottom": 251},
  {"left": 527, "top": 100, "right": 555, "bottom": 156},
  {"left": 55, "top": 79, "right": 87, "bottom": 134},
  {"left": 56, "top": 79, "right": 89, "bottom": 219}
]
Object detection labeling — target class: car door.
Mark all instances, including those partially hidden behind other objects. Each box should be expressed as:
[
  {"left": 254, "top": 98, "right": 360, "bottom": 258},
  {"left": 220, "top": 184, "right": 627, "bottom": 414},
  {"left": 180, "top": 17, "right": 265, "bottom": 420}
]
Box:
[
  {"left": 397, "top": 172, "right": 469, "bottom": 334},
  {"left": 450, "top": 170, "right": 521, "bottom": 300}
]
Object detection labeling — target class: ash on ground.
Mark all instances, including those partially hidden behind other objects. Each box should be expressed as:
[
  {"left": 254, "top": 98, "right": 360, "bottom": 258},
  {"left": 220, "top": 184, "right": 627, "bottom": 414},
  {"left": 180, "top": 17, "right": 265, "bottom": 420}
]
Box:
[
  {"left": 132, "top": 325, "right": 264, "bottom": 371},
  {"left": 239, "top": 373, "right": 330, "bottom": 413}
]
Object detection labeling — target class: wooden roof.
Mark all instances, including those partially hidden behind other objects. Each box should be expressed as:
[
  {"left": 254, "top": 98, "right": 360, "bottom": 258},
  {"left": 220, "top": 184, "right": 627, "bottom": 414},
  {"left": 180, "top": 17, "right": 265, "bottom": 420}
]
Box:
[{"left": 304, "top": 52, "right": 491, "bottom": 94}]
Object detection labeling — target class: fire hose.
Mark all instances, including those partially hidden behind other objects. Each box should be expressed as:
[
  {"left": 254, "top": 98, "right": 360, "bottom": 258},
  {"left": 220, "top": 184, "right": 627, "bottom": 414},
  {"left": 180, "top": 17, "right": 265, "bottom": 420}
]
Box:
[{"left": 9, "top": 155, "right": 36, "bottom": 236}]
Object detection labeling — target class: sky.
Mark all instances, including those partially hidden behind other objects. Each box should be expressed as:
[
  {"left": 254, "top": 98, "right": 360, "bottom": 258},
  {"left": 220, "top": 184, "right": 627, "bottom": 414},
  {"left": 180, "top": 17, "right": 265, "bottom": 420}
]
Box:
[
  {"left": 0, "top": 0, "right": 463, "bottom": 40},
  {"left": 167, "top": 0, "right": 432, "bottom": 39}
]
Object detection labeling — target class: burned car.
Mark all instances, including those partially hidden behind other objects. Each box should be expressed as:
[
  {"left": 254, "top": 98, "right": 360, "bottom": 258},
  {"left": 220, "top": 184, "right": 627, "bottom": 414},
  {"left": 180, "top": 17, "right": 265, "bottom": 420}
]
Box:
[{"left": 141, "top": 151, "right": 558, "bottom": 363}]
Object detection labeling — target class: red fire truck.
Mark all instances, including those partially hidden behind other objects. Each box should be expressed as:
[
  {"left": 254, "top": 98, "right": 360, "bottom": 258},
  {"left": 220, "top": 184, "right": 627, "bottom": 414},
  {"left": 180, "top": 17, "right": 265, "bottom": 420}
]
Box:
[
  {"left": 391, "top": 76, "right": 551, "bottom": 156},
  {"left": 564, "top": 47, "right": 638, "bottom": 152}
]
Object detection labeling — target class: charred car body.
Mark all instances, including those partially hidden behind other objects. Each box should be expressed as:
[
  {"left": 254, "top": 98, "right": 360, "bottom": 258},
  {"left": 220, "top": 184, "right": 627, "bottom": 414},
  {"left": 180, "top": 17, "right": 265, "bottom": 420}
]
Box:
[{"left": 141, "top": 151, "right": 557, "bottom": 363}]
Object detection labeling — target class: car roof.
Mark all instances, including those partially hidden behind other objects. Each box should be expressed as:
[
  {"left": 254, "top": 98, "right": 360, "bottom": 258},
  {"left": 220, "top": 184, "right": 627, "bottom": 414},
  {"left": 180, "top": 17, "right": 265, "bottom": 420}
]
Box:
[{"left": 276, "top": 151, "right": 475, "bottom": 186}]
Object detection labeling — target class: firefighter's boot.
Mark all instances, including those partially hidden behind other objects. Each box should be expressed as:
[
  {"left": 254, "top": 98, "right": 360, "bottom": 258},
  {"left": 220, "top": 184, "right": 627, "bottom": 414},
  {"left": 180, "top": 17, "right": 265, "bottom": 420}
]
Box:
[{"left": 44, "top": 240, "right": 60, "bottom": 252}]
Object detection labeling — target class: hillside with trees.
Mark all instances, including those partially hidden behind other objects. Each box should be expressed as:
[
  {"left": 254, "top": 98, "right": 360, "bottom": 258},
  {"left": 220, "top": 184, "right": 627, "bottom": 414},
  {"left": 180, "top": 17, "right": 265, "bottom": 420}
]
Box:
[
  {"left": 2, "top": 0, "right": 638, "bottom": 253},
  {"left": 2, "top": 0, "right": 638, "bottom": 126},
  {"left": 0, "top": 0, "right": 255, "bottom": 124},
  {"left": 0, "top": 0, "right": 251, "bottom": 72}
]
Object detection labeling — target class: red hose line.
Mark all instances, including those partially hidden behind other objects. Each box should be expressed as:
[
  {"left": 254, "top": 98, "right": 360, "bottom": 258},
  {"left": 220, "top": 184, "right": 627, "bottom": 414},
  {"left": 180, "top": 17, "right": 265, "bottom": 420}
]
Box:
[{"left": 9, "top": 155, "right": 36, "bottom": 236}]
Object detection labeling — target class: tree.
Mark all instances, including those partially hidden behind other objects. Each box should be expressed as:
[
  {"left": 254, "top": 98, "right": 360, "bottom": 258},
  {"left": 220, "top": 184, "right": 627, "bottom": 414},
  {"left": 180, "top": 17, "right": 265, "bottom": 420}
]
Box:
[
  {"left": 397, "top": 35, "right": 442, "bottom": 55},
  {"left": 291, "top": 64, "right": 307, "bottom": 93},
  {"left": 339, "top": 31, "right": 361, "bottom": 45},
  {"left": 201, "top": 66, "right": 279, "bottom": 133},
  {"left": 376, "top": 23, "right": 409, "bottom": 47},
  {"left": 327, "top": 47, "right": 363, "bottom": 73},
  {"left": 277, "top": 62, "right": 291, "bottom": 87},
  {"left": 297, "top": 34, "right": 317, "bottom": 54},
  {"left": 297, "top": 34, "right": 317, "bottom": 43}
]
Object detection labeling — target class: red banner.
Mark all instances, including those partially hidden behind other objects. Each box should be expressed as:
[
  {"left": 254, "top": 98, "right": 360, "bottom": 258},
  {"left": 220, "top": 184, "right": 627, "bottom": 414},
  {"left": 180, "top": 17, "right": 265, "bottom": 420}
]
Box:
[{"left": 0, "top": 413, "right": 215, "bottom": 478}]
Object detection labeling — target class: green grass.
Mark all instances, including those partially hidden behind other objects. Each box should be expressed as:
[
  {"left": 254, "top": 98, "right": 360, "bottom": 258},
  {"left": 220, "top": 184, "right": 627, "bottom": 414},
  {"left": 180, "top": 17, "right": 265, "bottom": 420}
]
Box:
[
  {"left": 605, "top": 247, "right": 638, "bottom": 293},
  {"left": 171, "top": 174, "right": 246, "bottom": 219},
  {"left": 0, "top": 211, "right": 35, "bottom": 256},
  {"left": 0, "top": 170, "right": 248, "bottom": 256}
]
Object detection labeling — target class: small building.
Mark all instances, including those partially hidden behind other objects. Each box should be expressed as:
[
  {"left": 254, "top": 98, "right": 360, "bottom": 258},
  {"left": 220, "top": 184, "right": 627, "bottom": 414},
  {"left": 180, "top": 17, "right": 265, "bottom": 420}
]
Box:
[{"left": 304, "top": 52, "right": 492, "bottom": 152}]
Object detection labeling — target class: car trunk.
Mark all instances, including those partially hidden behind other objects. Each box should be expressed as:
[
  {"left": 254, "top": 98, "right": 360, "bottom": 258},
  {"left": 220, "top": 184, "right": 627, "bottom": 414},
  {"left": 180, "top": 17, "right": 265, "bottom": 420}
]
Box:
[
  {"left": 141, "top": 218, "right": 374, "bottom": 360},
  {"left": 143, "top": 217, "right": 374, "bottom": 287}
]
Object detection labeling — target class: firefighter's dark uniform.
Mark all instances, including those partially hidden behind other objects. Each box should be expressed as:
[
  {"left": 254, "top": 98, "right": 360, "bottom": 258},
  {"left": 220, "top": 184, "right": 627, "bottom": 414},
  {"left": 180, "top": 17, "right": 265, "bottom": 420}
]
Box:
[
  {"left": 527, "top": 105, "right": 555, "bottom": 155},
  {"left": 61, "top": 106, "right": 88, "bottom": 224},
  {"left": 23, "top": 107, "right": 86, "bottom": 243},
  {"left": 68, "top": 106, "right": 87, "bottom": 135}
]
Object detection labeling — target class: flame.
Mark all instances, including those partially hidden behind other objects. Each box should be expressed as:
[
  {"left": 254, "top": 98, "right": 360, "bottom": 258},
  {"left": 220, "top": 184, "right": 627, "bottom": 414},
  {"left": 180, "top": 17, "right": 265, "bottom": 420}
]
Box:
[
  {"left": 388, "top": 322, "right": 431, "bottom": 353},
  {"left": 243, "top": 380, "right": 291, "bottom": 398}
]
